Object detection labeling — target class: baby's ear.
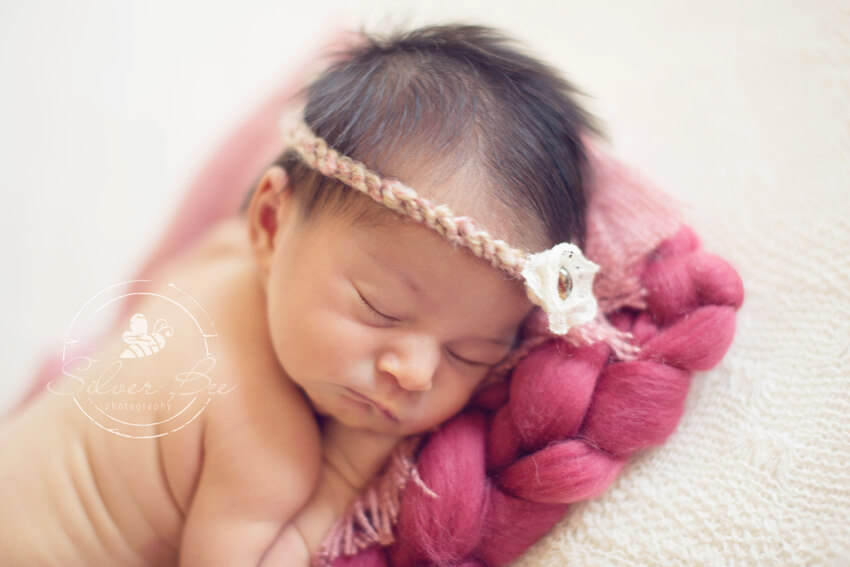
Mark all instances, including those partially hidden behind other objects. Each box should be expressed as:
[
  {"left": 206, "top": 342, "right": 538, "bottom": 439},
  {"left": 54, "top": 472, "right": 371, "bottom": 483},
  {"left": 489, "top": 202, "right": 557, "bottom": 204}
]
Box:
[{"left": 247, "top": 166, "right": 295, "bottom": 280}]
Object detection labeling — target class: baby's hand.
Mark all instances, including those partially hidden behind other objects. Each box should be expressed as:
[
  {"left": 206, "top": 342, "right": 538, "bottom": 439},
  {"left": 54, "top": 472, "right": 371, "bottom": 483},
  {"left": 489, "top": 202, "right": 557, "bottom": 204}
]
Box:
[{"left": 261, "top": 420, "right": 404, "bottom": 566}]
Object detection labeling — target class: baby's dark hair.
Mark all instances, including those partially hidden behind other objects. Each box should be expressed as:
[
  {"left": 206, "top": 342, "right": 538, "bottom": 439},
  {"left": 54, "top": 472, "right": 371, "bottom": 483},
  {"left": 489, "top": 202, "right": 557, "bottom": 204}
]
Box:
[{"left": 267, "top": 24, "right": 601, "bottom": 249}]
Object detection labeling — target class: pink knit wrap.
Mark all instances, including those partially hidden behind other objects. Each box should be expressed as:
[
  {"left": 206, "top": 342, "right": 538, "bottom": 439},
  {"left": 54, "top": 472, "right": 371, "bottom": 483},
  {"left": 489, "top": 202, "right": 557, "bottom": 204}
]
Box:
[{"left": 311, "top": 144, "right": 744, "bottom": 567}]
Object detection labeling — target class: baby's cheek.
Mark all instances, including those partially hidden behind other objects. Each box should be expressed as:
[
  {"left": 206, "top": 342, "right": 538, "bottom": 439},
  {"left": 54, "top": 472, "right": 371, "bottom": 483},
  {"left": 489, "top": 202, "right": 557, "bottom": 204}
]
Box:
[
  {"left": 282, "top": 309, "right": 365, "bottom": 385},
  {"left": 307, "top": 313, "right": 364, "bottom": 363}
]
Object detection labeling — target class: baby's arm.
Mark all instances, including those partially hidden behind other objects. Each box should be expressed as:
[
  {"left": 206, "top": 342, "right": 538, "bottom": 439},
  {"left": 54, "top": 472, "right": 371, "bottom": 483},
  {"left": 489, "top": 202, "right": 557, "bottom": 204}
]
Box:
[
  {"left": 178, "top": 364, "right": 322, "bottom": 567},
  {"left": 262, "top": 421, "right": 405, "bottom": 565}
]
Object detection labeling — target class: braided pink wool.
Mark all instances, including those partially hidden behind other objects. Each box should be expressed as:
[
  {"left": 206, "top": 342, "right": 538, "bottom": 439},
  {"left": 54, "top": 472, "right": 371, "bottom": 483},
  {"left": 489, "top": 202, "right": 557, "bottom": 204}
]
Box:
[
  {"left": 312, "top": 144, "right": 744, "bottom": 567},
  {"left": 285, "top": 120, "right": 529, "bottom": 278}
]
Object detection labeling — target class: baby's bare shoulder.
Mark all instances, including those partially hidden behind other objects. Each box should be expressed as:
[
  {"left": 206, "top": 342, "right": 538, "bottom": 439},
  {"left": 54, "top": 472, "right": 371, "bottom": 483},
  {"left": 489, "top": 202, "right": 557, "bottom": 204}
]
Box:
[
  {"left": 0, "top": 216, "right": 315, "bottom": 566},
  {"left": 149, "top": 215, "right": 253, "bottom": 292},
  {"left": 175, "top": 283, "right": 323, "bottom": 565},
  {"left": 148, "top": 220, "right": 324, "bottom": 554}
]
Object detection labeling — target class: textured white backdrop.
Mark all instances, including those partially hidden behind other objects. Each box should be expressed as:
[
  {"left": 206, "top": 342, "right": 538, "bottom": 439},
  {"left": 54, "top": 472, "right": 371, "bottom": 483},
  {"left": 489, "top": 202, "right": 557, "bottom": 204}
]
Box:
[{"left": 2, "top": 1, "right": 848, "bottom": 564}]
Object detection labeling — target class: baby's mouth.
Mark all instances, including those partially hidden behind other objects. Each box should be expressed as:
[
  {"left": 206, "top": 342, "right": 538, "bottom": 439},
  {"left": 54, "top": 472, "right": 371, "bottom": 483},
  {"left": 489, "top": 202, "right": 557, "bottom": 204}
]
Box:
[{"left": 343, "top": 387, "right": 399, "bottom": 423}]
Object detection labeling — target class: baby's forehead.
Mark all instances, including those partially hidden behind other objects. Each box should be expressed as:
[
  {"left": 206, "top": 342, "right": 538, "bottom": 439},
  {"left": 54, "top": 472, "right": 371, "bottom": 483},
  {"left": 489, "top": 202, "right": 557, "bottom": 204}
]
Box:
[{"left": 350, "top": 157, "right": 550, "bottom": 253}]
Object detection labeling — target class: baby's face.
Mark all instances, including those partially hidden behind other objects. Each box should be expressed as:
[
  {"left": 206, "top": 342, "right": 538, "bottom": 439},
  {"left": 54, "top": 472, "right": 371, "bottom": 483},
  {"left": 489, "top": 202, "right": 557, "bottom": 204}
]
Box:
[{"left": 255, "top": 174, "right": 533, "bottom": 436}]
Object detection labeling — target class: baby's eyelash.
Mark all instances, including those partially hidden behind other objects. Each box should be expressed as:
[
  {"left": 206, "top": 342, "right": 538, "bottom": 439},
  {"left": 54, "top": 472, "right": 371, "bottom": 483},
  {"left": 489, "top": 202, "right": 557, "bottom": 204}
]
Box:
[
  {"left": 447, "top": 350, "right": 494, "bottom": 368},
  {"left": 356, "top": 290, "right": 399, "bottom": 323}
]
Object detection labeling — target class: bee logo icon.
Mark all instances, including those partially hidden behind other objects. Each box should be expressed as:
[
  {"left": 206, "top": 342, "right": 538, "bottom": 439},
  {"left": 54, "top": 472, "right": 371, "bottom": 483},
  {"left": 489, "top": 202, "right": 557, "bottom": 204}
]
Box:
[{"left": 119, "top": 313, "right": 174, "bottom": 358}]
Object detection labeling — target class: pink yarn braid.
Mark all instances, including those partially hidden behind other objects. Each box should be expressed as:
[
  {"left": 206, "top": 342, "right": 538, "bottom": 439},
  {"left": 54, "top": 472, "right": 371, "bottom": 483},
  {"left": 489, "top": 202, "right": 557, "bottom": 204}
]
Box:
[
  {"left": 312, "top": 147, "right": 744, "bottom": 567},
  {"left": 284, "top": 118, "right": 529, "bottom": 278}
]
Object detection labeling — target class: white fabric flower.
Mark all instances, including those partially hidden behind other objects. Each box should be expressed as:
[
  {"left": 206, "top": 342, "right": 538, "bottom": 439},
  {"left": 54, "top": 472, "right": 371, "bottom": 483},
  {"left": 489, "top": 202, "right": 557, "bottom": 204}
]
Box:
[{"left": 521, "top": 243, "right": 600, "bottom": 335}]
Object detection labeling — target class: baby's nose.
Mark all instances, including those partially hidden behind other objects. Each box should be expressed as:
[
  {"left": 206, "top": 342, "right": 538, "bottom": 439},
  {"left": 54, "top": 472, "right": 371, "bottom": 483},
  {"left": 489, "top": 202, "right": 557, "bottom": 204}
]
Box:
[{"left": 377, "top": 340, "right": 439, "bottom": 391}]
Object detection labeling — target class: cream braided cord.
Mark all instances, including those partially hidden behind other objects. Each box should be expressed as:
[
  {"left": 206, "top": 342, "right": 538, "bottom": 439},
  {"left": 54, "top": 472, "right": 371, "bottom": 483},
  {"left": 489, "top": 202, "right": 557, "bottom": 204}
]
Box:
[{"left": 283, "top": 119, "right": 529, "bottom": 278}]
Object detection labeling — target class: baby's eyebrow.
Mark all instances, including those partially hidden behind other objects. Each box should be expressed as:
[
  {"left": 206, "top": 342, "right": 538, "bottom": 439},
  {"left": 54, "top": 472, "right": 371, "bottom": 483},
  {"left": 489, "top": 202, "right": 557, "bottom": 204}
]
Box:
[{"left": 364, "top": 250, "right": 425, "bottom": 298}]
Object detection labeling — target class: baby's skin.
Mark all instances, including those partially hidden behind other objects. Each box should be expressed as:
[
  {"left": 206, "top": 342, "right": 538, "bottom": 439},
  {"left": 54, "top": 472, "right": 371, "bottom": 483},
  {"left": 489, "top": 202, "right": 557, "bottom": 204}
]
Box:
[
  {"left": 0, "top": 165, "right": 533, "bottom": 566},
  {"left": 0, "top": 216, "right": 401, "bottom": 566}
]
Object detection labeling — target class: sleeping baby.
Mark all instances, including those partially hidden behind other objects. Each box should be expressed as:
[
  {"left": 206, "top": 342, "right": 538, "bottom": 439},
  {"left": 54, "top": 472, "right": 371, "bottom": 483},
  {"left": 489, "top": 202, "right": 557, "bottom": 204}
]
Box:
[
  {"left": 0, "top": 22, "right": 743, "bottom": 567},
  {"left": 0, "top": 24, "right": 601, "bottom": 566}
]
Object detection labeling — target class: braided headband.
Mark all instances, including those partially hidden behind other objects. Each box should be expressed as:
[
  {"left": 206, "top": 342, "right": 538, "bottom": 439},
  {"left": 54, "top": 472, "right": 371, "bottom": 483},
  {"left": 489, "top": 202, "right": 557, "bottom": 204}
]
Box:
[{"left": 281, "top": 116, "right": 606, "bottom": 339}]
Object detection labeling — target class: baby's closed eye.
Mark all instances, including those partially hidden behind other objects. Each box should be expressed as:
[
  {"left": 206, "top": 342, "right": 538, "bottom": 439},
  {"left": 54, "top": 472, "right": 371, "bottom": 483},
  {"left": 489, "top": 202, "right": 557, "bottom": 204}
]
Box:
[
  {"left": 355, "top": 287, "right": 400, "bottom": 325},
  {"left": 445, "top": 344, "right": 510, "bottom": 367}
]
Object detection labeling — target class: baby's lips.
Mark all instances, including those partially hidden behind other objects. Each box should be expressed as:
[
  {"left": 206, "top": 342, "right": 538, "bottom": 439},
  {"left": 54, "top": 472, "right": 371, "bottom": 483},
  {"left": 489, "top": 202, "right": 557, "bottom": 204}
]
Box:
[{"left": 345, "top": 387, "right": 400, "bottom": 422}]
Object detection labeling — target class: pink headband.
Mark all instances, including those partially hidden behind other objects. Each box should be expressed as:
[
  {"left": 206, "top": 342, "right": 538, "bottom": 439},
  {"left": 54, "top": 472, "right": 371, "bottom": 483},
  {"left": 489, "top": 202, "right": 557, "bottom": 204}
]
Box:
[{"left": 281, "top": 116, "right": 637, "bottom": 358}]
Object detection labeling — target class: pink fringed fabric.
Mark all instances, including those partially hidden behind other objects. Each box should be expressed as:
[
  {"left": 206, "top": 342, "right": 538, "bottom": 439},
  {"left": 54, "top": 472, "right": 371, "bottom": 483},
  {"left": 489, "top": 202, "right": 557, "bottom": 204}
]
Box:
[
  {"left": 312, "top": 146, "right": 744, "bottom": 567},
  {"left": 314, "top": 437, "right": 437, "bottom": 567}
]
